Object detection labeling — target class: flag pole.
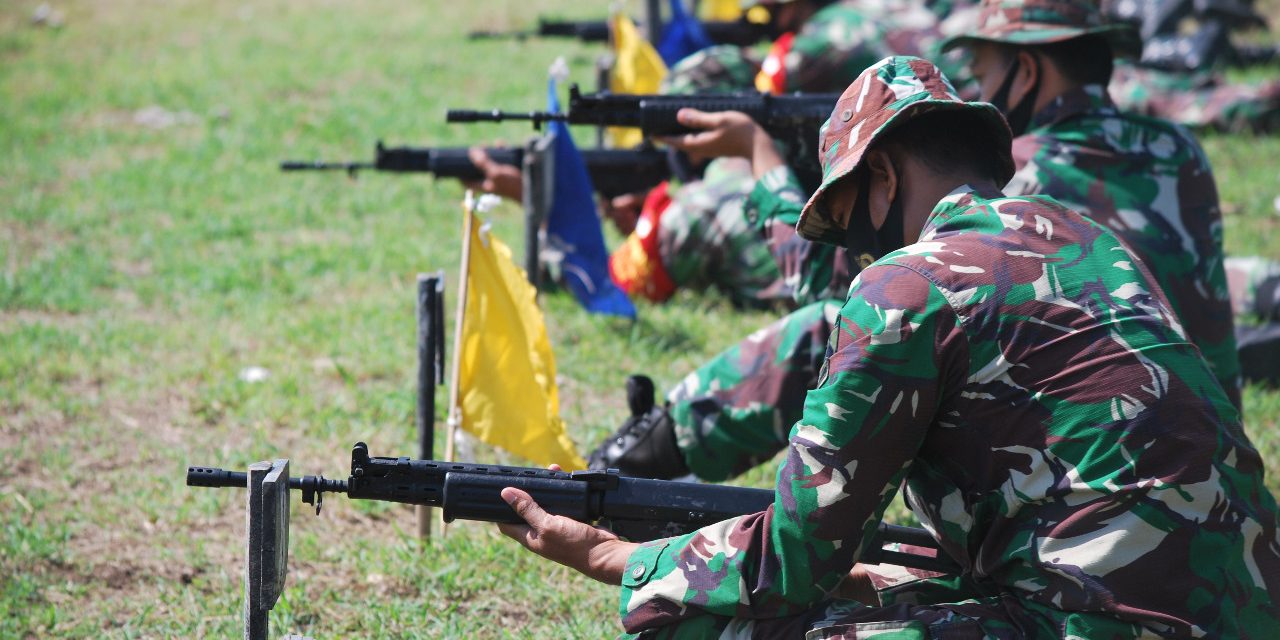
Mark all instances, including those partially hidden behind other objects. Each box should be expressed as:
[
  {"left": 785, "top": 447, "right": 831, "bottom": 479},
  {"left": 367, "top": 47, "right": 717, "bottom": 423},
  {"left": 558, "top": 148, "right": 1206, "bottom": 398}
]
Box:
[{"left": 445, "top": 193, "right": 476, "bottom": 468}]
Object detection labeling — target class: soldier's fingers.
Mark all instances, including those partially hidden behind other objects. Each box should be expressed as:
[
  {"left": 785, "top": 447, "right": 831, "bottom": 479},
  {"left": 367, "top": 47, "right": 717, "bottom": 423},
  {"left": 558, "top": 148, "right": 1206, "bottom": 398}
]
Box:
[
  {"left": 496, "top": 521, "right": 534, "bottom": 545},
  {"left": 501, "top": 486, "right": 551, "bottom": 529},
  {"left": 675, "top": 108, "right": 725, "bottom": 131},
  {"left": 468, "top": 146, "right": 494, "bottom": 170}
]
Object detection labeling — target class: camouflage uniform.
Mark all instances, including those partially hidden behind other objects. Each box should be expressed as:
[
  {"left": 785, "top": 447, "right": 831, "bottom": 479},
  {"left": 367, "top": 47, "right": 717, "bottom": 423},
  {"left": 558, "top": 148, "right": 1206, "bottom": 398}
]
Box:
[
  {"left": 1004, "top": 84, "right": 1241, "bottom": 406},
  {"left": 664, "top": 0, "right": 1242, "bottom": 481},
  {"left": 618, "top": 58, "right": 1280, "bottom": 639},
  {"left": 1109, "top": 62, "right": 1280, "bottom": 133},
  {"left": 656, "top": 158, "right": 789, "bottom": 307},
  {"left": 616, "top": 0, "right": 966, "bottom": 305}
]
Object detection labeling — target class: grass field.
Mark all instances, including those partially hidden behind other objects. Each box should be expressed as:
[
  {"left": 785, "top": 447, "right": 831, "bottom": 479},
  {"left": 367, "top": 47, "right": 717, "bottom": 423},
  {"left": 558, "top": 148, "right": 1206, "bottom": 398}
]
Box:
[{"left": 2, "top": 1, "right": 1278, "bottom": 637}]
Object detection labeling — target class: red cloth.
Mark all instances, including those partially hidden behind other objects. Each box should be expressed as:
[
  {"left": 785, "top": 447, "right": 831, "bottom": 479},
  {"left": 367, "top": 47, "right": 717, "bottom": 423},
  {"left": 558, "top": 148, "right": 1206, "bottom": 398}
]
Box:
[{"left": 609, "top": 182, "right": 678, "bottom": 302}]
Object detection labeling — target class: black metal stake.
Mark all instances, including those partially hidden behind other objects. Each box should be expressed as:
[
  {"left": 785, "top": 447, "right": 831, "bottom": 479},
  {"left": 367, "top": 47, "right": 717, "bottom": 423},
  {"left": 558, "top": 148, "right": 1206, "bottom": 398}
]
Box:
[{"left": 416, "top": 272, "right": 445, "bottom": 539}]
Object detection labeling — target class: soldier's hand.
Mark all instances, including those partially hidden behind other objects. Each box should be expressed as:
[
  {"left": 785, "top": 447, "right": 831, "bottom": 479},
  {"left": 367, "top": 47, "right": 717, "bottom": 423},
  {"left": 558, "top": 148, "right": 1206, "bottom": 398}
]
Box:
[
  {"left": 462, "top": 147, "right": 523, "bottom": 201},
  {"left": 602, "top": 192, "right": 644, "bottom": 235},
  {"left": 658, "top": 108, "right": 762, "bottom": 162},
  {"left": 498, "top": 485, "right": 638, "bottom": 586},
  {"left": 660, "top": 109, "right": 786, "bottom": 179}
]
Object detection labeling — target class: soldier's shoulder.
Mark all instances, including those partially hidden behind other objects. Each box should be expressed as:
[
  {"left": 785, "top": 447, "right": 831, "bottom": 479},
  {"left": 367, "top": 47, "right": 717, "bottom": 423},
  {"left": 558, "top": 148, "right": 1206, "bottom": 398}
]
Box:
[{"left": 1104, "top": 107, "right": 1212, "bottom": 164}]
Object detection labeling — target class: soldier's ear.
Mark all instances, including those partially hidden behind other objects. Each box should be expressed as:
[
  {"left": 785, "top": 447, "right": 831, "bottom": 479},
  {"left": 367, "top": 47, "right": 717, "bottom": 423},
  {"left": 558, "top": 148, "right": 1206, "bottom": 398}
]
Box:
[
  {"left": 864, "top": 149, "right": 897, "bottom": 231},
  {"left": 1012, "top": 49, "right": 1041, "bottom": 105}
]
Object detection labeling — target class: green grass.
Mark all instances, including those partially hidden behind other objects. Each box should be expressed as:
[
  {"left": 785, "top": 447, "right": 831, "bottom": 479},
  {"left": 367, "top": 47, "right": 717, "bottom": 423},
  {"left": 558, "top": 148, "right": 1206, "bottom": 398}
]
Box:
[{"left": 1, "top": 0, "right": 1278, "bottom": 637}]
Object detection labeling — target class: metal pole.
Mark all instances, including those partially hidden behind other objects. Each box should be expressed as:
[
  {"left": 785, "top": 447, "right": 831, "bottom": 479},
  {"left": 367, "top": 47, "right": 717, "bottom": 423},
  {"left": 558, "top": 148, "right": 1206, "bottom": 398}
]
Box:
[
  {"left": 415, "top": 272, "right": 445, "bottom": 539},
  {"left": 645, "top": 0, "right": 663, "bottom": 45},
  {"left": 596, "top": 55, "right": 612, "bottom": 148},
  {"left": 521, "top": 136, "right": 555, "bottom": 290}
]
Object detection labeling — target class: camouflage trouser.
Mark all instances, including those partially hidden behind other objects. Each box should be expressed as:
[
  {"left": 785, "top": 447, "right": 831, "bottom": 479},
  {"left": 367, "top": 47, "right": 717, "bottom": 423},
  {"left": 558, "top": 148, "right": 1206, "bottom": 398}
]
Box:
[
  {"left": 668, "top": 300, "right": 841, "bottom": 481},
  {"left": 618, "top": 592, "right": 1157, "bottom": 639},
  {"left": 657, "top": 158, "right": 789, "bottom": 308}
]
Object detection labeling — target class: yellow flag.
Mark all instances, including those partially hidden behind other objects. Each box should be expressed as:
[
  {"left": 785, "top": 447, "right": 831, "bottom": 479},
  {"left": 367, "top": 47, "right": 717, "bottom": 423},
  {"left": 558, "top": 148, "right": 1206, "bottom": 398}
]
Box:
[
  {"left": 609, "top": 13, "right": 667, "bottom": 148},
  {"left": 700, "top": 0, "right": 742, "bottom": 21},
  {"left": 458, "top": 215, "right": 588, "bottom": 470}
]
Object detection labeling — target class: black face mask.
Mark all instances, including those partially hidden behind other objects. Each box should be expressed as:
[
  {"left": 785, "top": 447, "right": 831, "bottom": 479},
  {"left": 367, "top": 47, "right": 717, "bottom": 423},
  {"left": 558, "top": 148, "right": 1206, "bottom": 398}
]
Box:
[
  {"left": 842, "top": 169, "right": 906, "bottom": 276},
  {"left": 988, "top": 54, "right": 1040, "bottom": 137}
]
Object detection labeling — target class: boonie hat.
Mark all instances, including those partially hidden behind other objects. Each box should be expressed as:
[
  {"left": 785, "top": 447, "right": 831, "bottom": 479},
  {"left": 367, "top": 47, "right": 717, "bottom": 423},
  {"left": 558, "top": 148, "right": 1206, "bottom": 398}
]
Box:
[
  {"left": 939, "top": 0, "right": 1142, "bottom": 59},
  {"left": 796, "top": 56, "right": 1015, "bottom": 245}
]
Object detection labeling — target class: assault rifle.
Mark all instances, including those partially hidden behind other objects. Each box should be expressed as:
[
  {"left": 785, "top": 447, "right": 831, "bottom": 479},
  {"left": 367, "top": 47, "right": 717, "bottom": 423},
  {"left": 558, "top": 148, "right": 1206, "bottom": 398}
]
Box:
[
  {"left": 469, "top": 17, "right": 769, "bottom": 47},
  {"left": 281, "top": 142, "right": 672, "bottom": 199},
  {"left": 447, "top": 84, "right": 837, "bottom": 190},
  {"left": 189, "top": 442, "right": 961, "bottom": 574}
]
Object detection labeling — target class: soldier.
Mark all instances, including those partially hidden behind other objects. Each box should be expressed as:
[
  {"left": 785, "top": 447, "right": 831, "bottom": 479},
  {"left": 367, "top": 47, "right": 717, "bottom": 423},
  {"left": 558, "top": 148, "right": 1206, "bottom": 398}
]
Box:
[
  {"left": 607, "top": 0, "right": 971, "bottom": 308},
  {"left": 591, "top": 0, "right": 1244, "bottom": 481},
  {"left": 500, "top": 57, "right": 1280, "bottom": 638},
  {"left": 468, "top": 0, "right": 967, "bottom": 308}
]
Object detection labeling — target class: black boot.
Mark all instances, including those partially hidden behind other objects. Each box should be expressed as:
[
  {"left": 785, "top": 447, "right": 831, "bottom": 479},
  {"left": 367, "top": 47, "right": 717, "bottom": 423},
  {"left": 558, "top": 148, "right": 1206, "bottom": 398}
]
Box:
[{"left": 587, "top": 375, "right": 691, "bottom": 480}]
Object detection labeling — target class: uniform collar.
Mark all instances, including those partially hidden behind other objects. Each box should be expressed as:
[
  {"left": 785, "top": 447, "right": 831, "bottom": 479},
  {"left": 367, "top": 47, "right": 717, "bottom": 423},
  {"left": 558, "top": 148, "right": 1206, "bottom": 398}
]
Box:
[
  {"left": 1027, "top": 84, "right": 1115, "bottom": 132},
  {"left": 921, "top": 183, "right": 1007, "bottom": 237}
]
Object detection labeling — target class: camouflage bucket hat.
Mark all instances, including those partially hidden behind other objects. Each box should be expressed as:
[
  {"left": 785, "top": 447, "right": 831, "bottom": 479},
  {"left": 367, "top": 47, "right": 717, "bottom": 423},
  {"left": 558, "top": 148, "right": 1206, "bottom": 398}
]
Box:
[
  {"left": 939, "top": 0, "right": 1141, "bottom": 59},
  {"left": 796, "top": 56, "right": 1015, "bottom": 246}
]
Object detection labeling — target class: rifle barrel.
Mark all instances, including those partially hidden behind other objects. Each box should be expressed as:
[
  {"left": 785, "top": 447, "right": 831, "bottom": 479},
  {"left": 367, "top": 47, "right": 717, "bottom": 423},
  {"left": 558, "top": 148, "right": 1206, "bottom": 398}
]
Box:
[
  {"left": 445, "top": 109, "right": 564, "bottom": 125},
  {"left": 280, "top": 161, "right": 375, "bottom": 172},
  {"left": 186, "top": 466, "right": 348, "bottom": 494}
]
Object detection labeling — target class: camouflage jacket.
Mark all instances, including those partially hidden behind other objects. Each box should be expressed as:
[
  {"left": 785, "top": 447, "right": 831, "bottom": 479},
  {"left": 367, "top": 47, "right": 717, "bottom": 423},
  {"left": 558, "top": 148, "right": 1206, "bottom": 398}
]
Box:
[
  {"left": 1006, "top": 84, "right": 1240, "bottom": 407},
  {"left": 745, "top": 166, "right": 848, "bottom": 305},
  {"left": 620, "top": 187, "right": 1279, "bottom": 637},
  {"left": 664, "top": 0, "right": 967, "bottom": 96},
  {"left": 781, "top": 0, "right": 964, "bottom": 94},
  {"left": 747, "top": 86, "right": 1242, "bottom": 405}
]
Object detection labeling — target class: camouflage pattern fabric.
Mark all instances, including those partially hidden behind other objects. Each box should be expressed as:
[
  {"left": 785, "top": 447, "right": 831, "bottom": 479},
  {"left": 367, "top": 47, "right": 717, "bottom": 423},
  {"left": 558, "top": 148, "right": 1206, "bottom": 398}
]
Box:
[
  {"left": 1006, "top": 83, "right": 1241, "bottom": 407},
  {"left": 937, "top": 0, "right": 1142, "bottom": 58},
  {"left": 665, "top": 75, "right": 1244, "bottom": 483},
  {"left": 1109, "top": 62, "right": 1280, "bottom": 133},
  {"left": 662, "top": 44, "right": 763, "bottom": 95},
  {"left": 664, "top": 0, "right": 971, "bottom": 97},
  {"left": 745, "top": 166, "right": 851, "bottom": 306},
  {"left": 640, "top": 2, "right": 969, "bottom": 303},
  {"left": 653, "top": 157, "right": 791, "bottom": 307},
  {"left": 619, "top": 186, "right": 1280, "bottom": 639},
  {"left": 668, "top": 300, "right": 840, "bottom": 481}
]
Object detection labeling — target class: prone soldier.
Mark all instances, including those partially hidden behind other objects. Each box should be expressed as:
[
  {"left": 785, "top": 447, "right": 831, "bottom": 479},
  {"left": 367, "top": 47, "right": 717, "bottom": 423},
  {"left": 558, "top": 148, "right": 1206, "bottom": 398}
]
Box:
[{"left": 591, "top": 0, "right": 1248, "bottom": 482}]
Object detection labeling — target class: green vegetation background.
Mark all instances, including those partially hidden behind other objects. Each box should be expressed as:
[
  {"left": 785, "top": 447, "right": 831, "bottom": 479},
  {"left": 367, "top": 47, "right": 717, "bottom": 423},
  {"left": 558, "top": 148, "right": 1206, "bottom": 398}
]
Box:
[{"left": 1, "top": 0, "right": 1277, "bottom": 637}]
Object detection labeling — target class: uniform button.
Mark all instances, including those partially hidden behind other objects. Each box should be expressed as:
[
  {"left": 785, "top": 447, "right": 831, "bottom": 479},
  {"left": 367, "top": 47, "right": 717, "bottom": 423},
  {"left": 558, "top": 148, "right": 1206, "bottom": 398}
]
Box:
[{"left": 631, "top": 564, "right": 646, "bottom": 579}]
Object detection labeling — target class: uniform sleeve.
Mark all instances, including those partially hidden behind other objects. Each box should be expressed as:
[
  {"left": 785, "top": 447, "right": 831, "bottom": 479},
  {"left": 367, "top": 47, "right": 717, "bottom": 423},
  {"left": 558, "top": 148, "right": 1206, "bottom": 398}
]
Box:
[
  {"left": 745, "top": 165, "right": 839, "bottom": 305},
  {"left": 618, "top": 264, "right": 968, "bottom": 632}
]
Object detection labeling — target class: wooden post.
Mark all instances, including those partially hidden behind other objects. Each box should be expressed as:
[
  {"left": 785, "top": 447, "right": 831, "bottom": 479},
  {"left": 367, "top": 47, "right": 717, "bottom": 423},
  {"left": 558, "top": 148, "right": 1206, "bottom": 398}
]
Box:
[{"left": 444, "top": 197, "right": 477, "bottom": 468}]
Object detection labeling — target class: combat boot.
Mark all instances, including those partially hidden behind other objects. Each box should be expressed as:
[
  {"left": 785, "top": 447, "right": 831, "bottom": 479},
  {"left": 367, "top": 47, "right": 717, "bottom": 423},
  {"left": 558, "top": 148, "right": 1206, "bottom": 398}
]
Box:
[{"left": 587, "top": 375, "right": 691, "bottom": 479}]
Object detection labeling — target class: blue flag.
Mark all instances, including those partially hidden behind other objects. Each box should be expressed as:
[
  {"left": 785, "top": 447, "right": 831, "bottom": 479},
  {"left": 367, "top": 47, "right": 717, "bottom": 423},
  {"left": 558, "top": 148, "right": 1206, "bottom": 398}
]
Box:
[
  {"left": 657, "top": 0, "right": 713, "bottom": 66},
  {"left": 544, "top": 79, "right": 638, "bottom": 319}
]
